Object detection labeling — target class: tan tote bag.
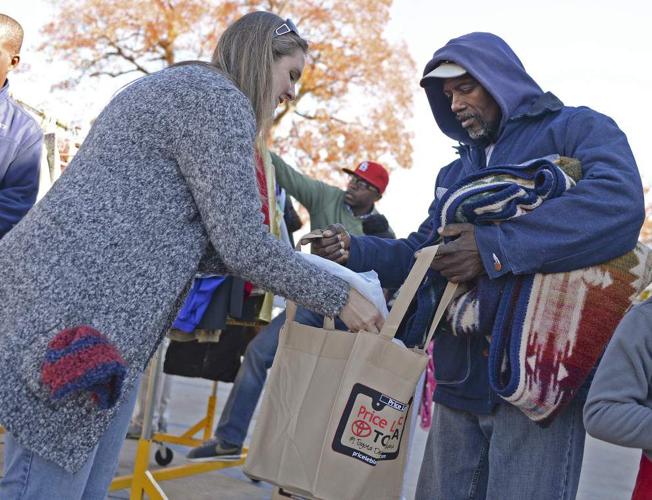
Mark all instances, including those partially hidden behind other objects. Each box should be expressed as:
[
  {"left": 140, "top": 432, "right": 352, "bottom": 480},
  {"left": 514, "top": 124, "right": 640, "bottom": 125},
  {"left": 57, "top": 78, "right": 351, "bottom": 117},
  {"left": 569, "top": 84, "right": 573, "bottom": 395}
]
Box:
[{"left": 244, "top": 245, "right": 457, "bottom": 500}]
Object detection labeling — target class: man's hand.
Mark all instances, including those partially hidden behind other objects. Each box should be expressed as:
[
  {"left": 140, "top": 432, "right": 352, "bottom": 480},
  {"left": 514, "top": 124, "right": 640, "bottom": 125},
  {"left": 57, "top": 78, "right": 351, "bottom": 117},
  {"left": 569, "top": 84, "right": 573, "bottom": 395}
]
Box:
[
  {"left": 300, "top": 224, "right": 351, "bottom": 264},
  {"left": 429, "top": 223, "right": 485, "bottom": 283}
]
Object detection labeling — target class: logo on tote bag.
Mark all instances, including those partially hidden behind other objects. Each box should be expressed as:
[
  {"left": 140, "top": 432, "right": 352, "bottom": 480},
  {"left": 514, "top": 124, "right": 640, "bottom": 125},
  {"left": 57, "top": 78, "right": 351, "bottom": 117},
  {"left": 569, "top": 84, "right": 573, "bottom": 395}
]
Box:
[{"left": 332, "top": 383, "right": 411, "bottom": 466}]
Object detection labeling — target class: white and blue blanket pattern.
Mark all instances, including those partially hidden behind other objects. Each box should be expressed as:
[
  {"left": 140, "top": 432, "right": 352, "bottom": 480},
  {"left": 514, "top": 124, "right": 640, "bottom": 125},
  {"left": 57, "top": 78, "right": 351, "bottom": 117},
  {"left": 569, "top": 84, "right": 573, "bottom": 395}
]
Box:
[
  {"left": 434, "top": 154, "right": 579, "bottom": 339},
  {"left": 437, "top": 154, "right": 577, "bottom": 228}
]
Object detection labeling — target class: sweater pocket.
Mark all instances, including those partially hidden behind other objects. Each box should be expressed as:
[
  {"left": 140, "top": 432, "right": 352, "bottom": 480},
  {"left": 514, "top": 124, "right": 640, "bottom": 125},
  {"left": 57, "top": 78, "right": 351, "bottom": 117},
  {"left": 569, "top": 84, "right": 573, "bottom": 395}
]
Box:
[{"left": 20, "top": 322, "right": 127, "bottom": 409}]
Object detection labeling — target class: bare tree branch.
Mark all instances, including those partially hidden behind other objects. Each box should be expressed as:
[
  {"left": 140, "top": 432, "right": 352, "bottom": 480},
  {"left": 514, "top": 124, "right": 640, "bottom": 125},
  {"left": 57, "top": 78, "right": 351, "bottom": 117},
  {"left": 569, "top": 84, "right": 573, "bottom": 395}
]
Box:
[
  {"left": 89, "top": 68, "right": 149, "bottom": 77},
  {"left": 105, "top": 40, "right": 151, "bottom": 74}
]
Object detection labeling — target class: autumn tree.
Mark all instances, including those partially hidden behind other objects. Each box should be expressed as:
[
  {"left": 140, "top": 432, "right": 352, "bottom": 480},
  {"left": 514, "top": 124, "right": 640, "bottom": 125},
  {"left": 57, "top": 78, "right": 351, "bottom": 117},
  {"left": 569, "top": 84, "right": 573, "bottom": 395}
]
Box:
[
  {"left": 41, "top": 0, "right": 415, "bottom": 181},
  {"left": 639, "top": 187, "right": 652, "bottom": 245}
]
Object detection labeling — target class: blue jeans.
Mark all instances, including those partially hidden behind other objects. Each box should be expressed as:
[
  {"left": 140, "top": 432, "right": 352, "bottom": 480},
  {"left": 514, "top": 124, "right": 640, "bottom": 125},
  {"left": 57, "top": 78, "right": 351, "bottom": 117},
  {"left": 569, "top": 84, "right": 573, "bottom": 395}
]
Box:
[
  {"left": 415, "top": 397, "right": 586, "bottom": 500},
  {"left": 0, "top": 381, "right": 139, "bottom": 500},
  {"left": 216, "top": 307, "right": 345, "bottom": 447}
]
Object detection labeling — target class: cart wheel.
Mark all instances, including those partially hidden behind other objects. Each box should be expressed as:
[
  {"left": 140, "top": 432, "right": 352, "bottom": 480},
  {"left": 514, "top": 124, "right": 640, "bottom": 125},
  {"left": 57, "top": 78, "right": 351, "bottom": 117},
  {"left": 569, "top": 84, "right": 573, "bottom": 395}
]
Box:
[{"left": 155, "top": 447, "right": 174, "bottom": 466}]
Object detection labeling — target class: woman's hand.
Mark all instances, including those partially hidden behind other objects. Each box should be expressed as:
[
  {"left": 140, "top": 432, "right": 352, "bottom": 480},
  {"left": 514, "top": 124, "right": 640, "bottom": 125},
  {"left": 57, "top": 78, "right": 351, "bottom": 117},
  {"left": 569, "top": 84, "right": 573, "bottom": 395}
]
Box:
[
  {"left": 339, "top": 288, "right": 384, "bottom": 333},
  {"left": 301, "top": 224, "right": 351, "bottom": 263}
]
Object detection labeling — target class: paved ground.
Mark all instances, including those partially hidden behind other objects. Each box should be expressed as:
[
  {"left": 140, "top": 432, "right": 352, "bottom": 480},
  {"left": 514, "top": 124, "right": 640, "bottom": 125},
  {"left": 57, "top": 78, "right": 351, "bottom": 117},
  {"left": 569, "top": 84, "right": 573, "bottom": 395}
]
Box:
[
  {"left": 113, "top": 375, "right": 639, "bottom": 499},
  {"left": 1, "top": 374, "right": 641, "bottom": 499}
]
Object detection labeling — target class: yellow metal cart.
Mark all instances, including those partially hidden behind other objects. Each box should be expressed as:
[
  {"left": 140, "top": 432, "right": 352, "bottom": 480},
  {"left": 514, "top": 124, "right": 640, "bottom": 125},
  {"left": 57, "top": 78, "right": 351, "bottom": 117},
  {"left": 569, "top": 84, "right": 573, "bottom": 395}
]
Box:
[{"left": 109, "top": 344, "right": 247, "bottom": 499}]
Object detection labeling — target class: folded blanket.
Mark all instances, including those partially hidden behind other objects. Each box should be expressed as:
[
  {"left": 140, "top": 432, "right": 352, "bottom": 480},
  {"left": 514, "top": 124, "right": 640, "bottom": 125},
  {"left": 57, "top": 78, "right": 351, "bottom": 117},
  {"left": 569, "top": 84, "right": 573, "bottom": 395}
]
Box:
[
  {"left": 41, "top": 325, "right": 127, "bottom": 409},
  {"left": 438, "top": 154, "right": 580, "bottom": 228},
  {"left": 491, "top": 245, "right": 651, "bottom": 422},
  {"left": 435, "top": 155, "right": 652, "bottom": 423}
]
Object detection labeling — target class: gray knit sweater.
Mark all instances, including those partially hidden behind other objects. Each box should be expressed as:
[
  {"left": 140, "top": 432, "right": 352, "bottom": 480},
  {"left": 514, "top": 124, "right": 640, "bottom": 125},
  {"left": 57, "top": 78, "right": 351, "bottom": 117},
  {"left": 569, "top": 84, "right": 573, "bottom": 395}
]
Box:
[
  {"left": 0, "top": 65, "right": 349, "bottom": 472},
  {"left": 584, "top": 300, "right": 652, "bottom": 460}
]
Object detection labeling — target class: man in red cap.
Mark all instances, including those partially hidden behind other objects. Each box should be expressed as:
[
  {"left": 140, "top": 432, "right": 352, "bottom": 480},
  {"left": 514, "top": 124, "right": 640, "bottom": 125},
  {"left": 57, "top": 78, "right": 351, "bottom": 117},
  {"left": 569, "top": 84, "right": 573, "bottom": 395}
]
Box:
[{"left": 271, "top": 154, "right": 394, "bottom": 238}]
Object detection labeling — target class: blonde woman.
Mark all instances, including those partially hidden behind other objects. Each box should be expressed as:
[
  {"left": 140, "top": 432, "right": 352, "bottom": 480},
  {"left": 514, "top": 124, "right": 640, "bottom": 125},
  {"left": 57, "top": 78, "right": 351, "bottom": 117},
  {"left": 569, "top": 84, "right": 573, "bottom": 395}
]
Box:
[{"left": 0, "top": 12, "right": 382, "bottom": 499}]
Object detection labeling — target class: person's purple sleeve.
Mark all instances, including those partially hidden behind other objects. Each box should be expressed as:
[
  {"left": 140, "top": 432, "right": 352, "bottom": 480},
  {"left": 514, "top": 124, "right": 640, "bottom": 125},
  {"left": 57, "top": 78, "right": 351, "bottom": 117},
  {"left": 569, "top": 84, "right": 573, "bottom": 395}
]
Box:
[{"left": 0, "top": 132, "right": 42, "bottom": 238}]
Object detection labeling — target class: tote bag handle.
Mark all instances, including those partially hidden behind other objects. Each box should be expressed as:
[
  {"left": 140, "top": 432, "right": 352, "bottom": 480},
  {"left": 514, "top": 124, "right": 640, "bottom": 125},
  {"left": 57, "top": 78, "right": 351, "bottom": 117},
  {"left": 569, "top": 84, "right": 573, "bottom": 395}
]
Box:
[
  {"left": 378, "top": 246, "right": 458, "bottom": 350},
  {"left": 287, "top": 233, "right": 456, "bottom": 343},
  {"left": 421, "top": 280, "right": 457, "bottom": 351}
]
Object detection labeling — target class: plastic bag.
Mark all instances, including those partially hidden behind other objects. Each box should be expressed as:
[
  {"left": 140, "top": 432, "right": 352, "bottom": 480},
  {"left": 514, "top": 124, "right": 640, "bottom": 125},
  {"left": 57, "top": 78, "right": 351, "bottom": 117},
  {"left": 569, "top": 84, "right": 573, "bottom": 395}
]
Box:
[{"left": 298, "top": 252, "right": 388, "bottom": 318}]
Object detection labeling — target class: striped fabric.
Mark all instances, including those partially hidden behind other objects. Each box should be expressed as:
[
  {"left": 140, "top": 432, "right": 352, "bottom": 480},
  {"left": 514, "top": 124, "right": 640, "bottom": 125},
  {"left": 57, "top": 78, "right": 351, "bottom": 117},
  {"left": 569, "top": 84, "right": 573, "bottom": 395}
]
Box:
[
  {"left": 490, "top": 245, "right": 652, "bottom": 422},
  {"left": 41, "top": 325, "right": 127, "bottom": 409},
  {"left": 437, "top": 154, "right": 579, "bottom": 228},
  {"left": 435, "top": 155, "right": 652, "bottom": 423}
]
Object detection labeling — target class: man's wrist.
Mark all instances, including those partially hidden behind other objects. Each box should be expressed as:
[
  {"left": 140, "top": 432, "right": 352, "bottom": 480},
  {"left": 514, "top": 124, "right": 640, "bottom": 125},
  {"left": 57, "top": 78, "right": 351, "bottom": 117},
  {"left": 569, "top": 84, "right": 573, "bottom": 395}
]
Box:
[{"left": 474, "top": 224, "right": 510, "bottom": 278}]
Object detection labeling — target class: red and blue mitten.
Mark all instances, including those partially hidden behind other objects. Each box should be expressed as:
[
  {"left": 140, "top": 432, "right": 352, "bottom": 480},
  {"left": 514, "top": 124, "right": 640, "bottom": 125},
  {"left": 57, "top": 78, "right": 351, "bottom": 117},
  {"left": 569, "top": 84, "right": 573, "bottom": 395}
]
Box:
[{"left": 41, "top": 325, "right": 127, "bottom": 409}]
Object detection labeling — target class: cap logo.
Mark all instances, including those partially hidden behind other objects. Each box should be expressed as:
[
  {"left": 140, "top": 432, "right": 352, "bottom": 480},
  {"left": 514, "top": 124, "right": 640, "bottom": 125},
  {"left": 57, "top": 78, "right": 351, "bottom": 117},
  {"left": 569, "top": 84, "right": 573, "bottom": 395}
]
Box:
[{"left": 359, "top": 162, "right": 368, "bottom": 172}]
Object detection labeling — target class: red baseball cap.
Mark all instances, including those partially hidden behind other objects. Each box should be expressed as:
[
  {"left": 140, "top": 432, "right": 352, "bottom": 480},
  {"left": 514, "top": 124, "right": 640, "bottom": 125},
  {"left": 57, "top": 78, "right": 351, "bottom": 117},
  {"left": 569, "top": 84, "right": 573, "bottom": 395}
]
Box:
[{"left": 342, "top": 161, "right": 389, "bottom": 194}]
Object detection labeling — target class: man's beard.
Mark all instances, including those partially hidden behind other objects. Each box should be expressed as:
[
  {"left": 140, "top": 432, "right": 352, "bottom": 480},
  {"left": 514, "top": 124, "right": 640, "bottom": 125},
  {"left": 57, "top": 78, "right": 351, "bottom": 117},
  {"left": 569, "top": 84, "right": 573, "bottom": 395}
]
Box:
[{"left": 460, "top": 114, "right": 499, "bottom": 142}]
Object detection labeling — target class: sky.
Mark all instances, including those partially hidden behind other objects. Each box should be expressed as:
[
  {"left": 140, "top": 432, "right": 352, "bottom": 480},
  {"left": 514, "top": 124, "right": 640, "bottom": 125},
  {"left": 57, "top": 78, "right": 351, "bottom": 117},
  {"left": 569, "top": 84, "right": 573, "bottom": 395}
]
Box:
[{"left": 3, "top": 0, "right": 652, "bottom": 238}]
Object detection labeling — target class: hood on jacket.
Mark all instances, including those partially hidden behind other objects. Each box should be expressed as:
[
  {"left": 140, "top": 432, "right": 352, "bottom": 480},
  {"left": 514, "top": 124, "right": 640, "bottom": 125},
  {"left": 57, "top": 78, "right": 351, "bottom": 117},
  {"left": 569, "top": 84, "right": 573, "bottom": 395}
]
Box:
[{"left": 421, "top": 32, "right": 544, "bottom": 144}]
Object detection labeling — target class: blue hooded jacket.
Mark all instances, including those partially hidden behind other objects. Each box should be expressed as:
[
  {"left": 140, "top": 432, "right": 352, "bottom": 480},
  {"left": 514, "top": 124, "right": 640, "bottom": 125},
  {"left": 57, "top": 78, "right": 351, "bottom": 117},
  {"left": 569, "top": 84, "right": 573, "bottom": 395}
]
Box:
[
  {"left": 347, "top": 33, "right": 644, "bottom": 414},
  {"left": 0, "top": 79, "right": 42, "bottom": 238}
]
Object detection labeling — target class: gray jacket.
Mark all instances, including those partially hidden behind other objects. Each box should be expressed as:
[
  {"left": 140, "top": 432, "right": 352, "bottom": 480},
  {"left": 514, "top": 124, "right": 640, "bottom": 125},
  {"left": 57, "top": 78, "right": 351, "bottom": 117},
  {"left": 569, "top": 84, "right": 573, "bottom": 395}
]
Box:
[
  {"left": 0, "top": 65, "right": 349, "bottom": 472},
  {"left": 584, "top": 300, "right": 652, "bottom": 460}
]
